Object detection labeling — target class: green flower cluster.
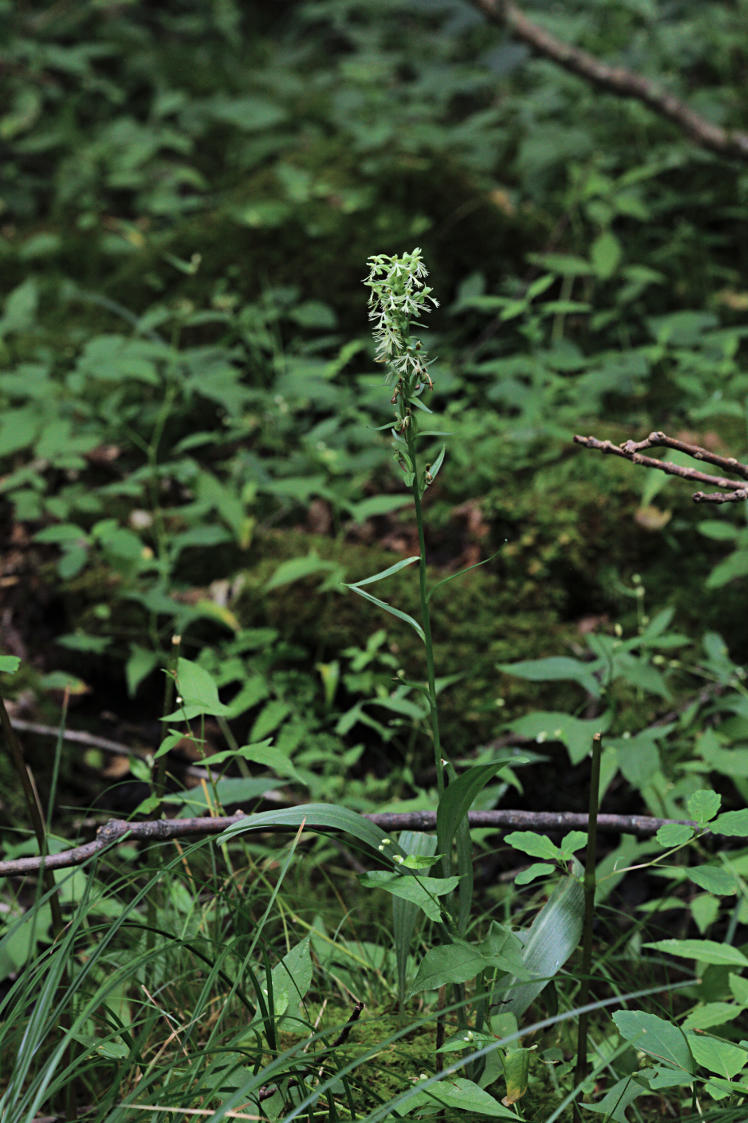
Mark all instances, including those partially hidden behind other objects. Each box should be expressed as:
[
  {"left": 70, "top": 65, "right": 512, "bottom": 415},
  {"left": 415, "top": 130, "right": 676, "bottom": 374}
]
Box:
[{"left": 364, "top": 248, "right": 439, "bottom": 433}]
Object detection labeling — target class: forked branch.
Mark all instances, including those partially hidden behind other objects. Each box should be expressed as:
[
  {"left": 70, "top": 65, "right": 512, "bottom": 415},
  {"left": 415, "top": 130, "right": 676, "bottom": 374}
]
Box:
[
  {"left": 574, "top": 430, "right": 748, "bottom": 503},
  {"left": 469, "top": 0, "right": 748, "bottom": 162}
]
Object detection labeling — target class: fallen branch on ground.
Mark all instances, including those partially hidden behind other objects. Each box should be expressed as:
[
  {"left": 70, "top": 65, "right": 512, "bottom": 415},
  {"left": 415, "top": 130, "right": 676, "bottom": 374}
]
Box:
[
  {"left": 0, "top": 807, "right": 716, "bottom": 877},
  {"left": 574, "top": 430, "right": 748, "bottom": 502}
]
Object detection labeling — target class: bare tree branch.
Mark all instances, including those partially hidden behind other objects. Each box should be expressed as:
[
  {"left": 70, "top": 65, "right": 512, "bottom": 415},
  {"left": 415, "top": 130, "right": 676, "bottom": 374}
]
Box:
[
  {"left": 0, "top": 807, "right": 715, "bottom": 877},
  {"left": 469, "top": 0, "right": 748, "bottom": 162},
  {"left": 574, "top": 430, "right": 748, "bottom": 502}
]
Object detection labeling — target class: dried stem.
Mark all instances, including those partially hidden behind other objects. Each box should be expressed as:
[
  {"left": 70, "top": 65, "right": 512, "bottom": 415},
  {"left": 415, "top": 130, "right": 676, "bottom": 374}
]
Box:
[{"left": 574, "top": 430, "right": 748, "bottom": 502}]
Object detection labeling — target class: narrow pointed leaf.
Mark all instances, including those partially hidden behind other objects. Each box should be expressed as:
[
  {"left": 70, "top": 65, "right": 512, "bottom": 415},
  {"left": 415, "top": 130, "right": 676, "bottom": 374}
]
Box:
[
  {"left": 346, "top": 556, "right": 420, "bottom": 588},
  {"left": 219, "top": 803, "right": 404, "bottom": 862},
  {"left": 437, "top": 759, "right": 519, "bottom": 855},
  {"left": 347, "top": 585, "right": 425, "bottom": 642}
]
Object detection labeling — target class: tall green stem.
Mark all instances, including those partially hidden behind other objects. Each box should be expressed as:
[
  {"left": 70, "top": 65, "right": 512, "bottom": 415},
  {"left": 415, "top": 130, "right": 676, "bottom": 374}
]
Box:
[
  {"left": 574, "top": 731, "right": 602, "bottom": 1118},
  {"left": 407, "top": 428, "right": 446, "bottom": 796}
]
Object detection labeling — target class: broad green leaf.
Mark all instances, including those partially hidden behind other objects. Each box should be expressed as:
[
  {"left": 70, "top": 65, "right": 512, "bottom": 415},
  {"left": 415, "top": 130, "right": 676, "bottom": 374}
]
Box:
[
  {"left": 360, "top": 870, "right": 458, "bottom": 924},
  {"left": 591, "top": 231, "right": 622, "bottom": 279},
  {"left": 686, "top": 865, "right": 736, "bottom": 896},
  {"left": 219, "top": 802, "right": 403, "bottom": 863},
  {"left": 645, "top": 939, "right": 748, "bottom": 968},
  {"left": 266, "top": 552, "right": 337, "bottom": 591},
  {"left": 502, "top": 870, "right": 585, "bottom": 1019},
  {"left": 498, "top": 657, "right": 601, "bottom": 698},
  {"left": 346, "top": 495, "right": 413, "bottom": 522},
  {"left": 126, "top": 645, "right": 159, "bottom": 697},
  {"left": 403, "top": 1076, "right": 518, "bottom": 1117},
  {"left": 712, "top": 809, "right": 748, "bottom": 837},
  {"left": 515, "top": 862, "right": 555, "bottom": 886},
  {"left": 688, "top": 789, "right": 721, "bottom": 825},
  {"left": 612, "top": 1011, "right": 693, "bottom": 1072},
  {"left": 729, "top": 972, "right": 748, "bottom": 1005},
  {"left": 682, "top": 1003, "right": 741, "bottom": 1031},
  {"left": 0, "top": 655, "right": 20, "bottom": 674},
  {"left": 686, "top": 1031, "right": 747, "bottom": 1078},
  {"left": 250, "top": 699, "right": 291, "bottom": 740},
  {"left": 501, "top": 1046, "right": 530, "bottom": 1106},
  {"left": 153, "top": 730, "right": 193, "bottom": 761},
  {"left": 690, "top": 893, "right": 719, "bottom": 935},
  {"left": 504, "top": 831, "right": 561, "bottom": 861},
  {"left": 271, "top": 937, "right": 312, "bottom": 1030},
  {"left": 504, "top": 710, "right": 607, "bottom": 763},
  {"left": 437, "top": 759, "right": 518, "bottom": 856},
  {"left": 159, "top": 657, "right": 230, "bottom": 719},
  {"left": 656, "top": 823, "right": 694, "bottom": 847},
  {"left": 162, "top": 778, "right": 276, "bottom": 809},
  {"left": 347, "top": 585, "right": 425, "bottom": 642},
  {"left": 411, "top": 934, "right": 526, "bottom": 995},
  {"left": 698, "top": 520, "right": 739, "bottom": 542},
  {"left": 560, "top": 831, "right": 588, "bottom": 855}
]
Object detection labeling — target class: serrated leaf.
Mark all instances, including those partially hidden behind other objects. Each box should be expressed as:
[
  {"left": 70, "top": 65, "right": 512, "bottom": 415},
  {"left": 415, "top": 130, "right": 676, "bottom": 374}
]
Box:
[
  {"left": 686, "top": 865, "right": 736, "bottom": 896},
  {"left": 645, "top": 939, "right": 748, "bottom": 968},
  {"left": 505, "top": 831, "right": 561, "bottom": 861},
  {"left": 612, "top": 1011, "right": 693, "bottom": 1072},
  {"left": 688, "top": 789, "right": 721, "bottom": 826},
  {"left": 712, "top": 809, "right": 748, "bottom": 837},
  {"left": 656, "top": 823, "right": 695, "bottom": 847}
]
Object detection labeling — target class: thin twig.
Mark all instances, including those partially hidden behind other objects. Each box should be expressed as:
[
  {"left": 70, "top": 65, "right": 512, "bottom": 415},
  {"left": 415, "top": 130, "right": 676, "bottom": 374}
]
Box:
[
  {"left": 0, "top": 808, "right": 715, "bottom": 877},
  {"left": 469, "top": 0, "right": 748, "bottom": 162},
  {"left": 574, "top": 431, "right": 748, "bottom": 502}
]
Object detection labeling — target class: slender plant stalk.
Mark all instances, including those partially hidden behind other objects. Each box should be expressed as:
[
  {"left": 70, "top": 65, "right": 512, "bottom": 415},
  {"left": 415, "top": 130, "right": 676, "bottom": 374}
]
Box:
[
  {"left": 574, "top": 730, "right": 603, "bottom": 1116},
  {"left": 408, "top": 428, "right": 447, "bottom": 794}
]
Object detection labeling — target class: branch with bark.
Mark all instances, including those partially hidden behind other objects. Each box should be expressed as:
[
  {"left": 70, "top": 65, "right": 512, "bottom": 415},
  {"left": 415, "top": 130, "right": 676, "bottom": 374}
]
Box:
[
  {"left": 574, "top": 430, "right": 748, "bottom": 503},
  {"left": 0, "top": 807, "right": 717, "bottom": 877},
  {"left": 468, "top": 0, "right": 748, "bottom": 162}
]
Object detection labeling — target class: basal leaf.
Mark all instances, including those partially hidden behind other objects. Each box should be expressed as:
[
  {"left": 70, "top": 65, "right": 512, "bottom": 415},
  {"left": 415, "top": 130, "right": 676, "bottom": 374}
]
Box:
[{"left": 501, "top": 870, "right": 585, "bottom": 1019}]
